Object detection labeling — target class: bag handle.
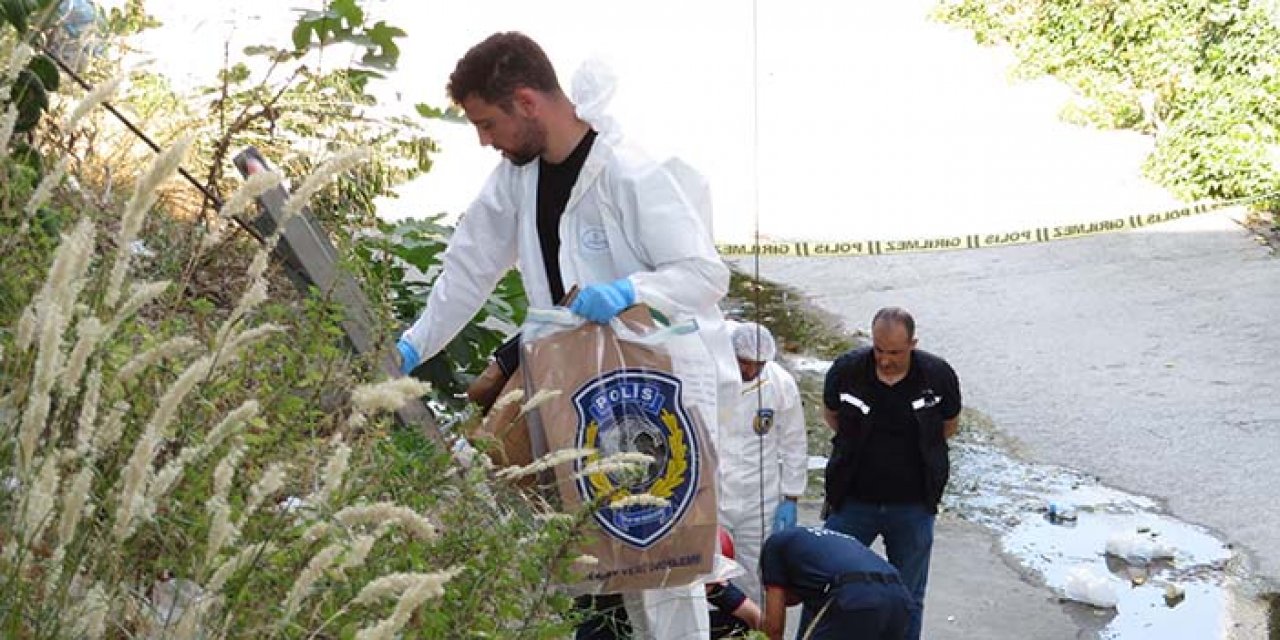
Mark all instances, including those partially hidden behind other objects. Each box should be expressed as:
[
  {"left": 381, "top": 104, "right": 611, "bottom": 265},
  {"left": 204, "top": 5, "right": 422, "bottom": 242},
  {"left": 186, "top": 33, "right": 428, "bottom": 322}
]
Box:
[{"left": 524, "top": 307, "right": 698, "bottom": 346}]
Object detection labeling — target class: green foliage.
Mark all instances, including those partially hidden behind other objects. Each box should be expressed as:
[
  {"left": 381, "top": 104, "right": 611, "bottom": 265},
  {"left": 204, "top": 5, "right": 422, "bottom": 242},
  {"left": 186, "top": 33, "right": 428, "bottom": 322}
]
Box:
[
  {"left": 332, "top": 428, "right": 583, "bottom": 639},
  {"left": 0, "top": 156, "right": 68, "bottom": 326},
  {"left": 1, "top": 52, "right": 62, "bottom": 138},
  {"left": 8, "top": 67, "right": 49, "bottom": 131},
  {"left": 934, "top": 0, "right": 1280, "bottom": 211},
  {"left": 358, "top": 216, "right": 528, "bottom": 409},
  {"left": 1147, "top": 75, "right": 1280, "bottom": 199},
  {"left": 0, "top": 1, "right": 587, "bottom": 636},
  {"left": 0, "top": 153, "right": 577, "bottom": 640},
  {"left": 110, "top": 0, "right": 524, "bottom": 411},
  {"left": 192, "top": 65, "right": 429, "bottom": 216},
  {"left": 290, "top": 0, "right": 406, "bottom": 73},
  {"left": 108, "top": 0, "right": 415, "bottom": 228},
  {"left": 0, "top": 0, "right": 56, "bottom": 35},
  {"left": 101, "top": 0, "right": 159, "bottom": 37},
  {"left": 415, "top": 102, "right": 468, "bottom": 123},
  {"left": 0, "top": 1, "right": 71, "bottom": 139},
  {"left": 24, "top": 51, "right": 55, "bottom": 89},
  {"left": 126, "top": 0, "right": 505, "bottom": 413}
]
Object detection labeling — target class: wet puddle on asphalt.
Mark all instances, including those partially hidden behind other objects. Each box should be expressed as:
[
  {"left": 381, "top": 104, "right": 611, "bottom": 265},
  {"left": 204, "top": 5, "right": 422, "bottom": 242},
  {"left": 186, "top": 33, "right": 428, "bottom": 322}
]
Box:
[
  {"left": 947, "top": 431, "right": 1274, "bottom": 639},
  {"left": 788, "top": 357, "right": 1275, "bottom": 639}
]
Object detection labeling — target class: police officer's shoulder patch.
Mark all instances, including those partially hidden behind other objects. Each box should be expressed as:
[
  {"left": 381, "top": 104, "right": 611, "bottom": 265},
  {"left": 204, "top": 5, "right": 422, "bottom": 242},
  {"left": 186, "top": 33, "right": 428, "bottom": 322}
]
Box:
[{"left": 572, "top": 368, "right": 701, "bottom": 549}]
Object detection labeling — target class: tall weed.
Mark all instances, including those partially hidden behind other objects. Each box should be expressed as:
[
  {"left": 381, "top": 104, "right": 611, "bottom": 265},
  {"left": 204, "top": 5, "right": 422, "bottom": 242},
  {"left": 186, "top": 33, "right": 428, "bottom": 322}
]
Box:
[{"left": 0, "top": 132, "right": 605, "bottom": 639}]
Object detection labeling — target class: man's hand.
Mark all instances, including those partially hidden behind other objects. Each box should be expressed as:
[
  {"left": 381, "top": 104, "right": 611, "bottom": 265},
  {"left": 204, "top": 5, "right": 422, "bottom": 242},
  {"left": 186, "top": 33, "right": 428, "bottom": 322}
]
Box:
[
  {"left": 569, "top": 278, "right": 635, "bottom": 323},
  {"left": 397, "top": 338, "right": 421, "bottom": 375},
  {"left": 772, "top": 499, "right": 798, "bottom": 533}
]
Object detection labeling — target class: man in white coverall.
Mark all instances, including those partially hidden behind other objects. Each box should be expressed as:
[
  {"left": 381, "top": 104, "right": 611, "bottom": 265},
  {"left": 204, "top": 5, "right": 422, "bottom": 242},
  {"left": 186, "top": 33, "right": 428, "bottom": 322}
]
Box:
[
  {"left": 719, "top": 321, "right": 808, "bottom": 605},
  {"left": 394, "top": 32, "right": 735, "bottom": 639}
]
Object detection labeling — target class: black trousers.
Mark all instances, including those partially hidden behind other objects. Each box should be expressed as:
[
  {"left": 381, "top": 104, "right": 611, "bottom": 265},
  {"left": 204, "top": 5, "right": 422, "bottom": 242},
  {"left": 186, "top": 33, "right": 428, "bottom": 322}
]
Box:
[{"left": 574, "top": 594, "right": 631, "bottom": 640}]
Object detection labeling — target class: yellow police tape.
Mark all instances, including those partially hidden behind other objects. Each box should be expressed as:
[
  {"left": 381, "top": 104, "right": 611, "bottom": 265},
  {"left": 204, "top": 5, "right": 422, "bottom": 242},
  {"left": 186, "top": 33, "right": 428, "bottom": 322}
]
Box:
[{"left": 716, "top": 192, "right": 1278, "bottom": 258}]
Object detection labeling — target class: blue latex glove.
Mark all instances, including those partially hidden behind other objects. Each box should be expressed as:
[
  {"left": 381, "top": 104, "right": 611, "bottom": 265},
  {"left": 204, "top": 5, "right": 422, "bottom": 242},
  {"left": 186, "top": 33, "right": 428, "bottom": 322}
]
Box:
[
  {"left": 772, "top": 499, "right": 798, "bottom": 533},
  {"left": 569, "top": 278, "right": 635, "bottom": 323},
  {"left": 397, "top": 338, "right": 421, "bottom": 375}
]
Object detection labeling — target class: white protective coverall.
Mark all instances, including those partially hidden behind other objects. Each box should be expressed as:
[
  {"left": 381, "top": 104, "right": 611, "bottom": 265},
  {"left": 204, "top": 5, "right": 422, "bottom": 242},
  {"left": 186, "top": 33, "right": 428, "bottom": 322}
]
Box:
[
  {"left": 400, "top": 63, "right": 736, "bottom": 640},
  {"left": 719, "top": 355, "right": 808, "bottom": 604}
]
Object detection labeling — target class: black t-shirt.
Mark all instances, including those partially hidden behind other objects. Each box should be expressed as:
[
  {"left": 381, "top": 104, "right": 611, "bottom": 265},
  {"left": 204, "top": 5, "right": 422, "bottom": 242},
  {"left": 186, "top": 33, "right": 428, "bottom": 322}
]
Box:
[
  {"left": 537, "top": 129, "right": 597, "bottom": 303},
  {"left": 760, "top": 526, "right": 898, "bottom": 606},
  {"left": 853, "top": 364, "right": 928, "bottom": 503},
  {"left": 823, "top": 349, "right": 961, "bottom": 504}
]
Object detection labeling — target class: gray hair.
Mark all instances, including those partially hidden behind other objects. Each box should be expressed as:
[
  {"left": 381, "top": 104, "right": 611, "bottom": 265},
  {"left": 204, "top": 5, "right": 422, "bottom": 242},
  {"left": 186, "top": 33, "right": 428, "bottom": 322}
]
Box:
[{"left": 872, "top": 306, "right": 915, "bottom": 340}]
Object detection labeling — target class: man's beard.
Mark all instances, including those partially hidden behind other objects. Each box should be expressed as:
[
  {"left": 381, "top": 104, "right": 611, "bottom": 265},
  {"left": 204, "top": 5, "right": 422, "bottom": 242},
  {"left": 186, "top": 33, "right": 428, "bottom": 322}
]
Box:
[
  {"left": 503, "top": 116, "right": 547, "bottom": 166},
  {"left": 504, "top": 148, "right": 539, "bottom": 166}
]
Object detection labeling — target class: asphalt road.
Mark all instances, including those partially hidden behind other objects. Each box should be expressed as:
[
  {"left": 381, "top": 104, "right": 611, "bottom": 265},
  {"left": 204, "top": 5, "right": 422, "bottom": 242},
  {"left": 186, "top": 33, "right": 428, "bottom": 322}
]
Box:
[
  {"left": 753, "top": 210, "right": 1280, "bottom": 638},
  {"left": 784, "top": 500, "right": 1083, "bottom": 640}
]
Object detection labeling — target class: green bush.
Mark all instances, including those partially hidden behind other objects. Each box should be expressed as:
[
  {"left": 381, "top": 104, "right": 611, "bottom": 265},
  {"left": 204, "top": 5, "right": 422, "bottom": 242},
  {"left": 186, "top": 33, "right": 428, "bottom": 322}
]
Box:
[
  {"left": 934, "top": 0, "right": 1280, "bottom": 214},
  {"left": 358, "top": 216, "right": 528, "bottom": 410}
]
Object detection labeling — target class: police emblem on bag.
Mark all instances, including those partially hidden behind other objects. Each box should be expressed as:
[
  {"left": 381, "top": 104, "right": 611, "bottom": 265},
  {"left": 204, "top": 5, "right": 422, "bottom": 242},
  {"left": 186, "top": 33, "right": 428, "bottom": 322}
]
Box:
[
  {"left": 573, "top": 369, "right": 701, "bottom": 549},
  {"left": 753, "top": 408, "right": 775, "bottom": 435}
]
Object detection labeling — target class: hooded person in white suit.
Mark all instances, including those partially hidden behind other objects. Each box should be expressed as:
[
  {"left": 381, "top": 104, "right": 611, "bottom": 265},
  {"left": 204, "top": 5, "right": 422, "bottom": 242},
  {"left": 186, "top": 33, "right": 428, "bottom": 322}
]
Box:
[
  {"left": 395, "top": 32, "right": 736, "bottom": 640},
  {"left": 718, "top": 321, "right": 808, "bottom": 605}
]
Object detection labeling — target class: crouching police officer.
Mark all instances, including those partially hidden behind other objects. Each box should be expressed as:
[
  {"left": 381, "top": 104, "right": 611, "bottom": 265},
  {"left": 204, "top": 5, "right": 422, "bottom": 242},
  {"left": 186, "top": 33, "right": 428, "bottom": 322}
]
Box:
[{"left": 759, "top": 526, "right": 912, "bottom": 639}]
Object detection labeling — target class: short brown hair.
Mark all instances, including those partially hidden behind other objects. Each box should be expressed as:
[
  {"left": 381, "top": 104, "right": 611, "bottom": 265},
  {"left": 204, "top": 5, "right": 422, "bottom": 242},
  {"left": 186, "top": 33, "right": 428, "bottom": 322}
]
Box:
[{"left": 447, "top": 32, "right": 561, "bottom": 108}]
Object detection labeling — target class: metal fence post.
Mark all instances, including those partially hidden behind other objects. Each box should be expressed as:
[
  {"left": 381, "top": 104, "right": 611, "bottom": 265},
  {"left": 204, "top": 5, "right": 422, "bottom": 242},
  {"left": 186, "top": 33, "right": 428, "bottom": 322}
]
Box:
[{"left": 232, "top": 147, "right": 440, "bottom": 442}]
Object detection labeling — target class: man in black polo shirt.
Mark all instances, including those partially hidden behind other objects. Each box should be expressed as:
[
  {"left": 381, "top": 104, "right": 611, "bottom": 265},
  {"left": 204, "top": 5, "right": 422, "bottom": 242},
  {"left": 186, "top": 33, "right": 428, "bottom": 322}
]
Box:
[
  {"left": 760, "top": 526, "right": 912, "bottom": 640},
  {"left": 821, "top": 307, "right": 961, "bottom": 640}
]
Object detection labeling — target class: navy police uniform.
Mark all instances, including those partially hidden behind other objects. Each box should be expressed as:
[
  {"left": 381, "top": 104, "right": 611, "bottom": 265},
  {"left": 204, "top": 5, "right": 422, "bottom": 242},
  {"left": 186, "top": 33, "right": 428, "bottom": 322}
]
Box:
[{"left": 761, "top": 526, "right": 912, "bottom": 639}]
